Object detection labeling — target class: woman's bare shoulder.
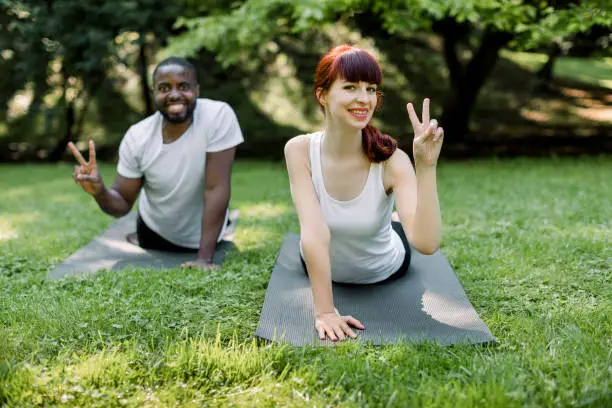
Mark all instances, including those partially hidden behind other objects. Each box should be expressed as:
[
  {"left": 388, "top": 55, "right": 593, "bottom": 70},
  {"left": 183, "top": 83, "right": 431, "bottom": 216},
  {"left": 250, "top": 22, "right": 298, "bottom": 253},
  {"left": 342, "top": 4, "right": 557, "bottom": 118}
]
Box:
[
  {"left": 284, "top": 132, "right": 319, "bottom": 161},
  {"left": 284, "top": 134, "right": 310, "bottom": 153},
  {"left": 384, "top": 147, "right": 413, "bottom": 172}
]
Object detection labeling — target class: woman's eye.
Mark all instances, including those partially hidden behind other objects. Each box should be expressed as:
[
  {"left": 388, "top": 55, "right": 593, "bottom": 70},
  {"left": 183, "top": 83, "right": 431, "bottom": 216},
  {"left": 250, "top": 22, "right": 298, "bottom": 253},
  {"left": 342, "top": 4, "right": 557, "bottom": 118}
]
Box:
[
  {"left": 367, "top": 87, "right": 377, "bottom": 93},
  {"left": 343, "top": 85, "right": 355, "bottom": 90}
]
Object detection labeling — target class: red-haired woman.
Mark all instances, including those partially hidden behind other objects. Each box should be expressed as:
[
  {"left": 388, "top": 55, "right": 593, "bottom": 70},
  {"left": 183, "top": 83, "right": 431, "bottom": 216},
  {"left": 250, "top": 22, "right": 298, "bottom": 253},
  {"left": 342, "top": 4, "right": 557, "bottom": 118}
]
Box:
[{"left": 284, "top": 45, "right": 444, "bottom": 342}]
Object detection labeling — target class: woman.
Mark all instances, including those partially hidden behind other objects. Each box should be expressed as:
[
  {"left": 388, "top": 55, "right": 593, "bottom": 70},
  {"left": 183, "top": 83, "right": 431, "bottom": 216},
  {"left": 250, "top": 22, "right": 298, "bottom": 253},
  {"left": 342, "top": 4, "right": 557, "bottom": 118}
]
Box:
[{"left": 284, "top": 44, "right": 444, "bottom": 342}]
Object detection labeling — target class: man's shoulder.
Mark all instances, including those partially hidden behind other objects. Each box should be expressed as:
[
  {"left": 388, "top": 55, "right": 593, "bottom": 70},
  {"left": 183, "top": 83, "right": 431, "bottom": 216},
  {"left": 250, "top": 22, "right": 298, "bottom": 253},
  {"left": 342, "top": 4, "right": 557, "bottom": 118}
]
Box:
[
  {"left": 125, "top": 111, "right": 161, "bottom": 139},
  {"left": 195, "top": 98, "right": 232, "bottom": 116}
]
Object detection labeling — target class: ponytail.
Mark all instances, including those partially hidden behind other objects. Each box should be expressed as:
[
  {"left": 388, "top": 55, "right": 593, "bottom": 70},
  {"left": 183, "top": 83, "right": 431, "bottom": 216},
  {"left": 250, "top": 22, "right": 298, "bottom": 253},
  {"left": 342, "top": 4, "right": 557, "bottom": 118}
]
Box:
[{"left": 362, "top": 124, "right": 397, "bottom": 162}]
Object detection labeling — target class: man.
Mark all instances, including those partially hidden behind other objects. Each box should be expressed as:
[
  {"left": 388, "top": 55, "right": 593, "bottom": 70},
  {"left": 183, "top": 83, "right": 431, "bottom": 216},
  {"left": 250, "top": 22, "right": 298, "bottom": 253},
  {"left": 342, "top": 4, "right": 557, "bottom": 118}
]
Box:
[{"left": 69, "top": 57, "right": 244, "bottom": 270}]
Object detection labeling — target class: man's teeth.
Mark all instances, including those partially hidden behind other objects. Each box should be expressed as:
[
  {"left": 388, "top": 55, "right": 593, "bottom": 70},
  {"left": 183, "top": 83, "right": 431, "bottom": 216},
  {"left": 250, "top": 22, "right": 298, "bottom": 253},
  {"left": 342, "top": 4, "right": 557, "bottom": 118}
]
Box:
[{"left": 168, "top": 104, "right": 184, "bottom": 113}]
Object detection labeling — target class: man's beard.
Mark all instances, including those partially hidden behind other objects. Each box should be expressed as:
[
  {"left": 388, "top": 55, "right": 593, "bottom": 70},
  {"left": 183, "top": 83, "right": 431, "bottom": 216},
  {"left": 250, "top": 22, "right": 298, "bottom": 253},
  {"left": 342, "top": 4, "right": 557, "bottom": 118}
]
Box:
[{"left": 157, "top": 100, "right": 197, "bottom": 124}]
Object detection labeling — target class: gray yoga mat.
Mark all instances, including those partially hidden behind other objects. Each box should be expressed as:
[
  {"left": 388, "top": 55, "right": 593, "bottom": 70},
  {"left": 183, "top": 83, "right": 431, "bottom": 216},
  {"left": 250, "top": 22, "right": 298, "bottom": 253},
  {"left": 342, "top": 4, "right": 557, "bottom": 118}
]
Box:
[
  {"left": 47, "top": 210, "right": 238, "bottom": 280},
  {"left": 255, "top": 234, "right": 495, "bottom": 346}
]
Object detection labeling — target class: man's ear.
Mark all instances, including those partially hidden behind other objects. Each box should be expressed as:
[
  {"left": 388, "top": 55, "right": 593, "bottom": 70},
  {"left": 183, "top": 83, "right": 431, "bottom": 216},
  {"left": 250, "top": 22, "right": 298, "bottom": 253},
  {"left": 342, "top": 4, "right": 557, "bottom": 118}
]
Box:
[{"left": 195, "top": 84, "right": 200, "bottom": 97}]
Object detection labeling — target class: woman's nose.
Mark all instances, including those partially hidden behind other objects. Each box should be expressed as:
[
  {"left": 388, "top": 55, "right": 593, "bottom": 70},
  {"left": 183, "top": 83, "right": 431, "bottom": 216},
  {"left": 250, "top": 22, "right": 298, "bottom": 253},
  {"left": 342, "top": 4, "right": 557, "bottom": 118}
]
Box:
[{"left": 356, "top": 88, "right": 369, "bottom": 103}]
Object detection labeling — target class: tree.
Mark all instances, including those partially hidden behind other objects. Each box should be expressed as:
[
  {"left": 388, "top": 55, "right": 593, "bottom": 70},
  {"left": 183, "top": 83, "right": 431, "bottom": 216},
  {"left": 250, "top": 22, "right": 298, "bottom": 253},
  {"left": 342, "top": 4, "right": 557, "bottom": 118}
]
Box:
[
  {"left": 0, "top": 0, "right": 182, "bottom": 160},
  {"left": 167, "top": 0, "right": 612, "bottom": 140},
  {"left": 536, "top": 24, "right": 611, "bottom": 88}
]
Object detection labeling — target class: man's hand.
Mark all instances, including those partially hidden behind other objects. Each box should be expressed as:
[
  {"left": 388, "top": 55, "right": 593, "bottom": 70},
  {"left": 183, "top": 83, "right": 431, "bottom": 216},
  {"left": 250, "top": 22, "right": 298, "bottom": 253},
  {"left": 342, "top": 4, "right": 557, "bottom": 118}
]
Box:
[
  {"left": 315, "top": 310, "right": 364, "bottom": 342},
  {"left": 408, "top": 98, "right": 444, "bottom": 168},
  {"left": 181, "top": 258, "right": 220, "bottom": 271},
  {"left": 68, "top": 140, "right": 104, "bottom": 196}
]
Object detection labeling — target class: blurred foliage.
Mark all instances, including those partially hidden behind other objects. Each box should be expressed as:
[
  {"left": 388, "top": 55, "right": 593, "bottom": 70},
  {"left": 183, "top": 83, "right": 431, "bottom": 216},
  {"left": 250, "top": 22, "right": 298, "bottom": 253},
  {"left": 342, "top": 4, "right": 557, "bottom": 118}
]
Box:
[
  {"left": 170, "top": 0, "right": 611, "bottom": 59},
  {"left": 0, "top": 0, "right": 182, "bottom": 159},
  {"left": 0, "top": 0, "right": 610, "bottom": 161},
  {"left": 168, "top": 0, "right": 611, "bottom": 139}
]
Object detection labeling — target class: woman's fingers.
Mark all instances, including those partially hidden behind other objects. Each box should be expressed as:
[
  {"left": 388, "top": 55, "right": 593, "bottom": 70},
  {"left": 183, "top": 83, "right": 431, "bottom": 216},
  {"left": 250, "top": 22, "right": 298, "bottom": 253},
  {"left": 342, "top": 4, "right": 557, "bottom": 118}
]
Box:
[
  {"left": 429, "top": 119, "right": 438, "bottom": 133},
  {"left": 333, "top": 325, "right": 347, "bottom": 341},
  {"left": 325, "top": 326, "right": 338, "bottom": 342},
  {"left": 434, "top": 127, "right": 444, "bottom": 142},
  {"left": 340, "top": 322, "right": 357, "bottom": 339},
  {"left": 406, "top": 103, "right": 420, "bottom": 129},
  {"left": 343, "top": 315, "right": 365, "bottom": 330},
  {"left": 422, "top": 98, "right": 430, "bottom": 125},
  {"left": 317, "top": 325, "right": 326, "bottom": 340},
  {"left": 316, "top": 314, "right": 364, "bottom": 341}
]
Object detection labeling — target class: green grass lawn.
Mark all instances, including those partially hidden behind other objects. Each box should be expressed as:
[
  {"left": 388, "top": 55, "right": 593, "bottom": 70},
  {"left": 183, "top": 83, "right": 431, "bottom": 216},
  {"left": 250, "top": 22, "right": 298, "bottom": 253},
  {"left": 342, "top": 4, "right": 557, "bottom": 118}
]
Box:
[{"left": 1, "top": 158, "right": 611, "bottom": 407}]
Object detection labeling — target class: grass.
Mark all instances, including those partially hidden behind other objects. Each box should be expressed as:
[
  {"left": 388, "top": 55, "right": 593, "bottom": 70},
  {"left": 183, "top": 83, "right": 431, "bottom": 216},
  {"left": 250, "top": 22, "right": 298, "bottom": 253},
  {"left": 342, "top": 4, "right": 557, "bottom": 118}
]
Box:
[{"left": 1, "top": 158, "right": 611, "bottom": 407}]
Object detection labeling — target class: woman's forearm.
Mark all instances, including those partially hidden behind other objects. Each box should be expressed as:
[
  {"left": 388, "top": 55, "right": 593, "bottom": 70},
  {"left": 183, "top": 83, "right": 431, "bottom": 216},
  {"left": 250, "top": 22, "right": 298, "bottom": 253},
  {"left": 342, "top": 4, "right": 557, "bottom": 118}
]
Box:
[
  {"left": 301, "top": 232, "right": 335, "bottom": 315},
  {"left": 411, "top": 165, "right": 442, "bottom": 254}
]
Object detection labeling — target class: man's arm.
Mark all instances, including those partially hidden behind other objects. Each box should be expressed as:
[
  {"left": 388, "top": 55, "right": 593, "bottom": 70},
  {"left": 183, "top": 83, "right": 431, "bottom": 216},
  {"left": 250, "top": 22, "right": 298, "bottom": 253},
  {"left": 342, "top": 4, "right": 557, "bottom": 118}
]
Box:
[
  {"left": 195, "top": 147, "right": 236, "bottom": 263},
  {"left": 69, "top": 140, "right": 142, "bottom": 217},
  {"left": 93, "top": 175, "right": 143, "bottom": 217}
]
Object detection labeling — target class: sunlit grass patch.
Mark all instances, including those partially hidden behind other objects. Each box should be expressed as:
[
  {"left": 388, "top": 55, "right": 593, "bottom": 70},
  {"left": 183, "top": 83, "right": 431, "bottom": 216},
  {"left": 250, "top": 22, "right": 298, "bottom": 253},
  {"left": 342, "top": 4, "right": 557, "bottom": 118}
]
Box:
[{"left": 1, "top": 158, "right": 611, "bottom": 407}]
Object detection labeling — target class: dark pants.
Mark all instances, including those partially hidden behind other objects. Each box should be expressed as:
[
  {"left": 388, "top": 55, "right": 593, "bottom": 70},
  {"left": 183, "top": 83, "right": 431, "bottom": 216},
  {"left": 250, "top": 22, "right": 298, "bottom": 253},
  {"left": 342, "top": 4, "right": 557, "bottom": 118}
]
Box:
[
  {"left": 301, "top": 221, "right": 412, "bottom": 284},
  {"left": 136, "top": 213, "right": 198, "bottom": 253}
]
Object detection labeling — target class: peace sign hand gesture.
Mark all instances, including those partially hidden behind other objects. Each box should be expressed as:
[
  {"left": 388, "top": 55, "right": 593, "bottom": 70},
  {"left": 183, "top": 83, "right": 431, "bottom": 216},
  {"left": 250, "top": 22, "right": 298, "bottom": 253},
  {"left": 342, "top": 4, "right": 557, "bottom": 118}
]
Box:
[
  {"left": 407, "top": 98, "right": 444, "bottom": 167},
  {"left": 68, "top": 140, "right": 104, "bottom": 196}
]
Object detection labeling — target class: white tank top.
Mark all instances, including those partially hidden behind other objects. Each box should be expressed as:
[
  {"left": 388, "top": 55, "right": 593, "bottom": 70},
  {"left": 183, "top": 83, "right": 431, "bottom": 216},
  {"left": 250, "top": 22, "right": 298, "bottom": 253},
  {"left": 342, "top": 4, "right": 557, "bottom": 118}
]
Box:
[{"left": 306, "top": 131, "right": 405, "bottom": 284}]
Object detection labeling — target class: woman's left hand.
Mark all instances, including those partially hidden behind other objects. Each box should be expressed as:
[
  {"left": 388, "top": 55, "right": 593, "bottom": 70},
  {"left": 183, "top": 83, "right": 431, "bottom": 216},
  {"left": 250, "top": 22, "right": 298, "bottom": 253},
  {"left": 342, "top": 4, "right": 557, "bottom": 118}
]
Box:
[{"left": 408, "top": 98, "right": 444, "bottom": 167}]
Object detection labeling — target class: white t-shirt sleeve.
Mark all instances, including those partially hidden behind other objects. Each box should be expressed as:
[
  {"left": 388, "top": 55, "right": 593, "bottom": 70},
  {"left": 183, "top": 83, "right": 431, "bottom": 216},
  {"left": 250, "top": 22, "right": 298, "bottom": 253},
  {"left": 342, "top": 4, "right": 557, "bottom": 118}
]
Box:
[
  {"left": 207, "top": 103, "right": 244, "bottom": 153},
  {"left": 117, "top": 129, "right": 143, "bottom": 178}
]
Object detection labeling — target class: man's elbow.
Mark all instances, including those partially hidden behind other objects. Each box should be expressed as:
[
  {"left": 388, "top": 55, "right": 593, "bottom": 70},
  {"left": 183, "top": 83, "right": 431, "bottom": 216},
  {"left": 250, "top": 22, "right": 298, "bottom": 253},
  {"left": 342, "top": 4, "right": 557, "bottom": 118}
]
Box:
[
  {"left": 104, "top": 209, "right": 130, "bottom": 219},
  {"left": 205, "top": 182, "right": 230, "bottom": 199}
]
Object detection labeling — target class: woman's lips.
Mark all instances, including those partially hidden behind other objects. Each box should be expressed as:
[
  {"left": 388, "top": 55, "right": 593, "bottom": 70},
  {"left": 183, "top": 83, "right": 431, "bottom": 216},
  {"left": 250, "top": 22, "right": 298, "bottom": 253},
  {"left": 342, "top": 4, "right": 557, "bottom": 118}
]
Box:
[{"left": 348, "top": 108, "right": 368, "bottom": 120}]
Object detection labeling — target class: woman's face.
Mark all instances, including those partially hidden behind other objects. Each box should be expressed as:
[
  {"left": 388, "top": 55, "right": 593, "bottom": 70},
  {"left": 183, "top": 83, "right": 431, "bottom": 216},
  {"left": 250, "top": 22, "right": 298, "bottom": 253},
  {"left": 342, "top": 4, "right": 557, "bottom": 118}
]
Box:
[{"left": 319, "top": 78, "right": 378, "bottom": 129}]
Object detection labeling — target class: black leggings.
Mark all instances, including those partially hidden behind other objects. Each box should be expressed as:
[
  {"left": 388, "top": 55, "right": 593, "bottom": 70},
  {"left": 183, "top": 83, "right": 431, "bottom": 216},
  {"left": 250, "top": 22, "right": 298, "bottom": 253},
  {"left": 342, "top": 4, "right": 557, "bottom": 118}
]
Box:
[
  {"left": 301, "top": 221, "right": 412, "bottom": 284},
  {"left": 136, "top": 213, "right": 198, "bottom": 253}
]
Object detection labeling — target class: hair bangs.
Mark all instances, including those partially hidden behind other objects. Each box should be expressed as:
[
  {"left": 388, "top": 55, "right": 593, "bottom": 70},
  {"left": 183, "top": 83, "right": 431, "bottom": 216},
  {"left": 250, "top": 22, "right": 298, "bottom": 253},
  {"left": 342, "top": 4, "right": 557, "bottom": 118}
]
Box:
[{"left": 333, "top": 50, "right": 382, "bottom": 85}]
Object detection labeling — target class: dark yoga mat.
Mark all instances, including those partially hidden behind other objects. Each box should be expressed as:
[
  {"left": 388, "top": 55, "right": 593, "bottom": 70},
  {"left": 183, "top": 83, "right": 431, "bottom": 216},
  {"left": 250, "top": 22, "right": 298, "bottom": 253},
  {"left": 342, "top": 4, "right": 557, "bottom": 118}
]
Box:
[
  {"left": 255, "top": 234, "right": 495, "bottom": 346},
  {"left": 47, "top": 210, "right": 238, "bottom": 280}
]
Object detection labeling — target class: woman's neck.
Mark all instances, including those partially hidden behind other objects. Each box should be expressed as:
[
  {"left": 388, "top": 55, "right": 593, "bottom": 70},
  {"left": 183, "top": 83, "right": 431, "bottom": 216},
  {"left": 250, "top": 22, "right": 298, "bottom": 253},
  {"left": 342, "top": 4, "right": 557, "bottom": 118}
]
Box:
[{"left": 323, "top": 118, "right": 363, "bottom": 158}]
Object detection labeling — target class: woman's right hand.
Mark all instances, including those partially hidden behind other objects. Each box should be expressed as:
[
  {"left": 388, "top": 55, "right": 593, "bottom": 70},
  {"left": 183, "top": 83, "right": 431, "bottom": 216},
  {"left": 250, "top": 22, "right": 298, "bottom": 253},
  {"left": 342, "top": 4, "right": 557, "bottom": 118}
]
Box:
[{"left": 315, "top": 310, "right": 365, "bottom": 342}]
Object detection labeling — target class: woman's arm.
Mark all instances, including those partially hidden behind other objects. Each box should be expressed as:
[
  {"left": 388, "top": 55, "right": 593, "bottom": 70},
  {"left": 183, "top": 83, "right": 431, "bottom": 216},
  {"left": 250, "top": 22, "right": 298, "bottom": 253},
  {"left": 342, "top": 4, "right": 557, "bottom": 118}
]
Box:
[
  {"left": 284, "top": 136, "right": 334, "bottom": 314},
  {"left": 388, "top": 98, "right": 444, "bottom": 255},
  {"left": 388, "top": 150, "right": 442, "bottom": 254},
  {"left": 284, "top": 135, "right": 363, "bottom": 341}
]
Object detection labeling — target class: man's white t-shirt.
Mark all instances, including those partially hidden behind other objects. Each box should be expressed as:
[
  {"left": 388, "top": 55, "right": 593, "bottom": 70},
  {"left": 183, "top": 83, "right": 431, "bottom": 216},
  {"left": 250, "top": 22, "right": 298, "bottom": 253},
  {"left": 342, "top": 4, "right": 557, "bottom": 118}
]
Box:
[{"left": 117, "top": 98, "right": 244, "bottom": 248}]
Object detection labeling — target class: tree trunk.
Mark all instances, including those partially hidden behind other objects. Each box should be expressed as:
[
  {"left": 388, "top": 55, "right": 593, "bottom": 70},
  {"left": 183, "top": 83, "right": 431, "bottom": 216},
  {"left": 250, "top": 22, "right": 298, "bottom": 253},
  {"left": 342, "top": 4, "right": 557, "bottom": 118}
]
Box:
[
  {"left": 440, "top": 28, "right": 513, "bottom": 140},
  {"left": 48, "top": 98, "right": 75, "bottom": 161},
  {"left": 138, "top": 38, "right": 154, "bottom": 115},
  {"left": 535, "top": 43, "right": 561, "bottom": 89}
]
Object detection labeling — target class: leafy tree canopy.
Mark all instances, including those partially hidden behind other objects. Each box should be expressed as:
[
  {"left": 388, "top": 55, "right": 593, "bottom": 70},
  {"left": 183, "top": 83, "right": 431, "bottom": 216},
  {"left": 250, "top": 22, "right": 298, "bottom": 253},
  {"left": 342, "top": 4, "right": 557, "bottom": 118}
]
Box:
[{"left": 168, "top": 0, "right": 612, "bottom": 66}]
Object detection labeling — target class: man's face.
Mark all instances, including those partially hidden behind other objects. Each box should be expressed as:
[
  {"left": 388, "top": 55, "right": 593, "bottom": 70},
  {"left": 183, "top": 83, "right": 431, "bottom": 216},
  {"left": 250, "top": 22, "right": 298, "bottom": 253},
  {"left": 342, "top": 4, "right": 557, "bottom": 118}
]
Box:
[{"left": 153, "top": 65, "right": 199, "bottom": 124}]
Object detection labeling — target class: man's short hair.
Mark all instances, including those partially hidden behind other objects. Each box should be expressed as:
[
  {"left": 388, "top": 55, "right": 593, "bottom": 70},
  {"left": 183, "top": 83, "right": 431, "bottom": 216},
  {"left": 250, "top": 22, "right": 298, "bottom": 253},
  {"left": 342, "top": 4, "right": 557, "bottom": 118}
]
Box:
[{"left": 152, "top": 57, "right": 199, "bottom": 84}]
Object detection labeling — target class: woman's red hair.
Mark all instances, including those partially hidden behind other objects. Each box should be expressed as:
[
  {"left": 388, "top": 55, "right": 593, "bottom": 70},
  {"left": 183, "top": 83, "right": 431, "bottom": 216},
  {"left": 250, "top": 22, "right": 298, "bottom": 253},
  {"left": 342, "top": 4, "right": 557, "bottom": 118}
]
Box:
[{"left": 314, "top": 44, "right": 397, "bottom": 162}]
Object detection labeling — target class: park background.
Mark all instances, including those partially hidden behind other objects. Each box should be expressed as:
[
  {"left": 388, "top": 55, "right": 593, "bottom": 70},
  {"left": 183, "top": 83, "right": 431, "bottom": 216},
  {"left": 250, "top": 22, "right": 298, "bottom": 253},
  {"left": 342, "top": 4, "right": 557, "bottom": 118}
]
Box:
[
  {"left": 1, "top": 1, "right": 611, "bottom": 407},
  {"left": 1, "top": 0, "right": 611, "bottom": 160}
]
